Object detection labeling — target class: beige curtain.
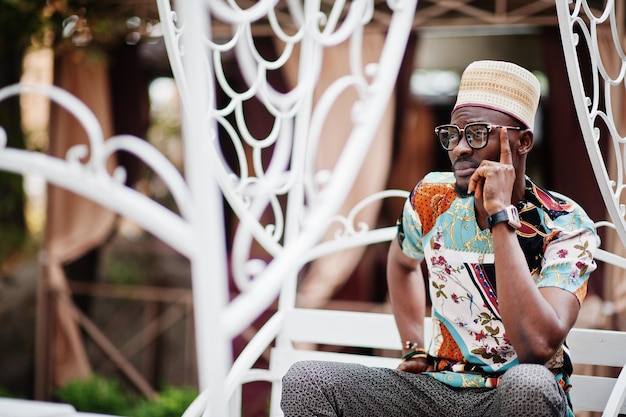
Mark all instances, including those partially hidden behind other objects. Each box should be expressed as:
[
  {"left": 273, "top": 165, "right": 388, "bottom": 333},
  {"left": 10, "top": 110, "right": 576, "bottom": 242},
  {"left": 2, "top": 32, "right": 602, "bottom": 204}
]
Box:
[
  {"left": 279, "top": 33, "right": 395, "bottom": 309},
  {"left": 40, "top": 48, "right": 117, "bottom": 390}
]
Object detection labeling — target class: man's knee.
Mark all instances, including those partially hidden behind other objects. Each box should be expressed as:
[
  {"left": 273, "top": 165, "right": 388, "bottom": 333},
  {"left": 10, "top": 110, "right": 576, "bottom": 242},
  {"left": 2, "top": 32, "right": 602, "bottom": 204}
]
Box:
[
  {"left": 497, "top": 364, "right": 566, "bottom": 416},
  {"left": 282, "top": 360, "right": 346, "bottom": 394},
  {"left": 281, "top": 361, "right": 359, "bottom": 416},
  {"left": 283, "top": 361, "right": 322, "bottom": 393},
  {"left": 501, "top": 364, "right": 559, "bottom": 393}
]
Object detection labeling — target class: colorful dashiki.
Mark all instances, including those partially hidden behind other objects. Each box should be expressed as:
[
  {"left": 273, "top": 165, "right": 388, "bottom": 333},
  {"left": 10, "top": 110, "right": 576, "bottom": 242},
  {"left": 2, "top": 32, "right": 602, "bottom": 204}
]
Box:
[{"left": 397, "top": 172, "right": 598, "bottom": 413}]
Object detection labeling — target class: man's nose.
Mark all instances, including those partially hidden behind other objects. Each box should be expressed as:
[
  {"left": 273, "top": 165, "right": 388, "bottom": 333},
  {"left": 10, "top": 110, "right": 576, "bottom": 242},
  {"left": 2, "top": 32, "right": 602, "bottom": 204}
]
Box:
[{"left": 452, "top": 133, "right": 472, "bottom": 155}]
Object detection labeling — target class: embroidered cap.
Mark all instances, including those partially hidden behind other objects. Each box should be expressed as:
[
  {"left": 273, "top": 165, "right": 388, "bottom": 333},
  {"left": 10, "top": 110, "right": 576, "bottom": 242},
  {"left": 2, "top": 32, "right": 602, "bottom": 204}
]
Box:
[{"left": 453, "top": 60, "right": 541, "bottom": 131}]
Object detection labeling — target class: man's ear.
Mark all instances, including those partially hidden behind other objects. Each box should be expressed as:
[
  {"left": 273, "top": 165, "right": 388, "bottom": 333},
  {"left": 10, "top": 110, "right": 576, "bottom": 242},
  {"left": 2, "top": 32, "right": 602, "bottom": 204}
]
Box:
[{"left": 518, "top": 130, "right": 534, "bottom": 155}]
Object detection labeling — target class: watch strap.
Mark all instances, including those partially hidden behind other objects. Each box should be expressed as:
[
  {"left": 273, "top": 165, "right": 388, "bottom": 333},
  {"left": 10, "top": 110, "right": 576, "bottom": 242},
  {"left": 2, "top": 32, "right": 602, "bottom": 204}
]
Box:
[
  {"left": 486, "top": 205, "right": 521, "bottom": 230},
  {"left": 486, "top": 210, "right": 510, "bottom": 230}
]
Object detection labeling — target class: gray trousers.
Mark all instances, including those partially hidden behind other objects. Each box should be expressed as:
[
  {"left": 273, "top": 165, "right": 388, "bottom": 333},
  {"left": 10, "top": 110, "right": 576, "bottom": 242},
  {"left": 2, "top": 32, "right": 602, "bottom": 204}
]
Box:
[{"left": 281, "top": 361, "right": 567, "bottom": 417}]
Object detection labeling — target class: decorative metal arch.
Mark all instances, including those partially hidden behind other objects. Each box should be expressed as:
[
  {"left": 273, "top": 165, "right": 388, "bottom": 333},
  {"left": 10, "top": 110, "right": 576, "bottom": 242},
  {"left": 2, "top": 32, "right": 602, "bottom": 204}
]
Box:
[
  {"left": 556, "top": 0, "right": 626, "bottom": 246},
  {"left": 0, "top": 0, "right": 417, "bottom": 415}
]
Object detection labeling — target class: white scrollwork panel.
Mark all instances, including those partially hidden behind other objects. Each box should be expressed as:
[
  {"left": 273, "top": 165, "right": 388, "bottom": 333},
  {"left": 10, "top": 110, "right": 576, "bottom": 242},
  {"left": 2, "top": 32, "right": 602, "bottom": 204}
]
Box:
[
  {"left": 158, "top": 0, "right": 418, "bottom": 336},
  {"left": 0, "top": 84, "right": 195, "bottom": 257},
  {"left": 156, "top": 0, "right": 417, "bottom": 415},
  {"left": 556, "top": 0, "right": 626, "bottom": 246},
  {"left": 0, "top": 0, "right": 418, "bottom": 415}
]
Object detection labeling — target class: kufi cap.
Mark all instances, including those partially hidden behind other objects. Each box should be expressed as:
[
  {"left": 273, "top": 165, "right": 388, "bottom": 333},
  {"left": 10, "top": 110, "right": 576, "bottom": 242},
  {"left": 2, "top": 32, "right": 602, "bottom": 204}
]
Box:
[{"left": 453, "top": 60, "right": 541, "bottom": 130}]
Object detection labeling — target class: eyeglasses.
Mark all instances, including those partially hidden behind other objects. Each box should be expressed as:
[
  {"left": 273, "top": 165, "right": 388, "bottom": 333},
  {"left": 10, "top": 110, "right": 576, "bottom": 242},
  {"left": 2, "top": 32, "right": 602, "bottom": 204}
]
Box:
[{"left": 434, "top": 123, "right": 522, "bottom": 151}]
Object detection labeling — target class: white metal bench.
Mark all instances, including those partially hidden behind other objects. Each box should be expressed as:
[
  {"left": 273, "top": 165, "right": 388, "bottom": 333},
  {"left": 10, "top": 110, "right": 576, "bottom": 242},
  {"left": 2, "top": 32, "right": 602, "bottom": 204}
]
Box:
[
  {"left": 231, "top": 241, "right": 626, "bottom": 417},
  {"left": 253, "top": 306, "right": 626, "bottom": 417}
]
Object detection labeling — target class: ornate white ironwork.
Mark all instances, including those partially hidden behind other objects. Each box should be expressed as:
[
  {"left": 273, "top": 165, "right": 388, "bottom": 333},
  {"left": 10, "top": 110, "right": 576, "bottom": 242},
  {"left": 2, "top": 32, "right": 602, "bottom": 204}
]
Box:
[
  {"left": 556, "top": 0, "right": 626, "bottom": 246},
  {"left": 0, "top": 0, "right": 417, "bottom": 415},
  {"left": 0, "top": 84, "right": 194, "bottom": 255},
  {"left": 166, "top": 1, "right": 417, "bottom": 414}
]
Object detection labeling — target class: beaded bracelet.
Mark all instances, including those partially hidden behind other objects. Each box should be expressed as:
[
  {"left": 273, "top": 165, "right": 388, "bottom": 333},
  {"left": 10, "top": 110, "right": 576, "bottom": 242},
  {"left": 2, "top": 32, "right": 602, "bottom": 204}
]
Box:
[
  {"left": 404, "top": 341, "right": 419, "bottom": 350},
  {"left": 401, "top": 346, "right": 428, "bottom": 362}
]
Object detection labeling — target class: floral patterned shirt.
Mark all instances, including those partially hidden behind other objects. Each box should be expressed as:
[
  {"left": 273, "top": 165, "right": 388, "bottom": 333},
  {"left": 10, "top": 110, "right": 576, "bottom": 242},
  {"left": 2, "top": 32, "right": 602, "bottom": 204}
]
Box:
[{"left": 397, "top": 172, "right": 598, "bottom": 384}]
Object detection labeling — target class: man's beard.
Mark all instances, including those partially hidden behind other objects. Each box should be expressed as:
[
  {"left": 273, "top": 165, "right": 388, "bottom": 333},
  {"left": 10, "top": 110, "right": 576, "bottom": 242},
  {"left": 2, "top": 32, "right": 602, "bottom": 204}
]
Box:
[
  {"left": 455, "top": 182, "right": 472, "bottom": 198},
  {"left": 452, "top": 158, "right": 477, "bottom": 199}
]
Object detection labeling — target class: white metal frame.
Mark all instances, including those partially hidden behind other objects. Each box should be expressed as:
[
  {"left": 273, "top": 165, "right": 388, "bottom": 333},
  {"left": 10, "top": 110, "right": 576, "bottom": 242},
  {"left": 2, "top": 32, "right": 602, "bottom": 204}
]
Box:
[
  {"left": 0, "top": 1, "right": 417, "bottom": 416},
  {"left": 556, "top": 0, "right": 626, "bottom": 246}
]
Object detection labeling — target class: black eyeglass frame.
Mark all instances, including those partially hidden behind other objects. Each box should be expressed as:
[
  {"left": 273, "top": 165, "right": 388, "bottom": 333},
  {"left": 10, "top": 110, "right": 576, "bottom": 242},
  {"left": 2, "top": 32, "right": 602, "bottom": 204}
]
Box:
[{"left": 434, "top": 123, "right": 523, "bottom": 151}]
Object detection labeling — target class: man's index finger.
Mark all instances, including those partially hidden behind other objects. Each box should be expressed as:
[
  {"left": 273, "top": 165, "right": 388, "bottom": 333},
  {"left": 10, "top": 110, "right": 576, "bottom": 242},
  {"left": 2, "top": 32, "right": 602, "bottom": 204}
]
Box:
[{"left": 500, "top": 127, "right": 513, "bottom": 165}]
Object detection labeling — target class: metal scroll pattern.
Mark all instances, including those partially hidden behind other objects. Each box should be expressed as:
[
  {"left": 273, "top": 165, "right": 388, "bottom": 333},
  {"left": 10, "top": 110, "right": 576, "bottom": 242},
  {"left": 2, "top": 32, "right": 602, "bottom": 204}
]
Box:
[
  {"left": 156, "top": 0, "right": 417, "bottom": 338},
  {"left": 157, "top": 0, "right": 417, "bottom": 414},
  {"left": 556, "top": 0, "right": 626, "bottom": 245},
  {"left": 0, "top": 0, "right": 417, "bottom": 415}
]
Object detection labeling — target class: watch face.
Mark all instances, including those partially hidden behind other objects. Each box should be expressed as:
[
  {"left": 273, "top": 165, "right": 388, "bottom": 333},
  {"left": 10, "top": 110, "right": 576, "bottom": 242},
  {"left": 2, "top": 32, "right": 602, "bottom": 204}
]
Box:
[{"left": 506, "top": 205, "right": 521, "bottom": 229}]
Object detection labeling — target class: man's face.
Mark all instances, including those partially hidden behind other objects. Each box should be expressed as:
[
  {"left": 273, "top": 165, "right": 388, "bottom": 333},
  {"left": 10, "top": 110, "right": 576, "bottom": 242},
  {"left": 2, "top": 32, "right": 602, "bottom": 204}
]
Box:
[{"left": 445, "top": 106, "right": 523, "bottom": 197}]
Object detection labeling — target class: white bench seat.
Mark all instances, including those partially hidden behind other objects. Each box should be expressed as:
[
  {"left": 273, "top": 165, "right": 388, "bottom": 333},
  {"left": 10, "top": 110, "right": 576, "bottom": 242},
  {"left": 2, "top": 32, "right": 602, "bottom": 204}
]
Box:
[{"left": 252, "top": 308, "right": 626, "bottom": 416}]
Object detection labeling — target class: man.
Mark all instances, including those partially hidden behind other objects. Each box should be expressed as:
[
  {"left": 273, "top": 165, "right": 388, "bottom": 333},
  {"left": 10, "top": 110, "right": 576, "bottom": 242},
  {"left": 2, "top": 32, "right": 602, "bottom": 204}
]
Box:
[{"left": 281, "top": 60, "right": 598, "bottom": 417}]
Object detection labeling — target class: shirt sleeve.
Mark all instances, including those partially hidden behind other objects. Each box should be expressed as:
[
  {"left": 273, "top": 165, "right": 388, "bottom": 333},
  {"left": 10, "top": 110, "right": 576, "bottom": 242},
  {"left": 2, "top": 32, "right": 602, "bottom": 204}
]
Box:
[
  {"left": 397, "top": 187, "right": 426, "bottom": 260},
  {"left": 537, "top": 207, "right": 599, "bottom": 304}
]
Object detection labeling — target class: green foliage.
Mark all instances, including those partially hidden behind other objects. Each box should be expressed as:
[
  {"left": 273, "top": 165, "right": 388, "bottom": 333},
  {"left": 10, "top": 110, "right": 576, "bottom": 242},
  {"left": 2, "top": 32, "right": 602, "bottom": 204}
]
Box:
[
  {"left": 53, "top": 375, "right": 198, "bottom": 417},
  {"left": 0, "top": 1, "right": 149, "bottom": 55},
  {"left": 0, "top": 0, "right": 44, "bottom": 50},
  {"left": 0, "top": 169, "right": 27, "bottom": 265},
  {"left": 0, "top": 0, "right": 31, "bottom": 270},
  {"left": 104, "top": 257, "right": 142, "bottom": 285},
  {"left": 0, "top": 386, "right": 21, "bottom": 398},
  {"left": 53, "top": 375, "right": 132, "bottom": 416},
  {"left": 129, "top": 385, "right": 198, "bottom": 417}
]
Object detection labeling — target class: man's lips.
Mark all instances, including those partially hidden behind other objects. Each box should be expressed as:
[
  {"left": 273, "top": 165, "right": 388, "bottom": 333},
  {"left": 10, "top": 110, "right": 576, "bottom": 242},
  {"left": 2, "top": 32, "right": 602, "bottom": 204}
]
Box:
[{"left": 453, "top": 160, "right": 478, "bottom": 177}]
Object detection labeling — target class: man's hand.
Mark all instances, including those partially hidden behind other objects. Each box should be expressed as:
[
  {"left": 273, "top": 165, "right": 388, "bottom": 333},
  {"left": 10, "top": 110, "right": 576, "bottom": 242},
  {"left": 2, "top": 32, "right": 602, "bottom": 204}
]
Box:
[
  {"left": 397, "top": 357, "right": 432, "bottom": 374},
  {"left": 467, "top": 127, "right": 516, "bottom": 214}
]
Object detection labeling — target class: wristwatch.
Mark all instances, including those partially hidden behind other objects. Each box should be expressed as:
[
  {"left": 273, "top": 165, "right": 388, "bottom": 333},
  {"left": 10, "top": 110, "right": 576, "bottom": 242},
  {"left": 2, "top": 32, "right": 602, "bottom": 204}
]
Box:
[{"left": 486, "top": 205, "right": 521, "bottom": 230}]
